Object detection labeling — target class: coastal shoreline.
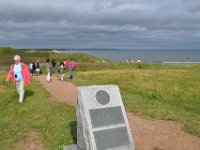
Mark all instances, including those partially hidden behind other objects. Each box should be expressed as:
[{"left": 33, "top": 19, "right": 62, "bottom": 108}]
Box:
[{"left": 162, "top": 61, "right": 200, "bottom": 64}]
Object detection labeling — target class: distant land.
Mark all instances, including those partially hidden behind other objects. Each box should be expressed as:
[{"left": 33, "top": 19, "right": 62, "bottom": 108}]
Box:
[{"left": 18, "top": 48, "right": 200, "bottom": 51}]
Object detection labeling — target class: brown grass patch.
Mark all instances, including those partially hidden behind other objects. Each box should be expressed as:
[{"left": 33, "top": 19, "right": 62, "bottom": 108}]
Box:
[{"left": 13, "top": 131, "right": 46, "bottom": 150}]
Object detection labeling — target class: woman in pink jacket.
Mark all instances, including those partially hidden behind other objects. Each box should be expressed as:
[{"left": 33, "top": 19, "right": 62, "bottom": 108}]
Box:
[
  {"left": 65, "top": 59, "right": 77, "bottom": 79},
  {"left": 6, "top": 55, "right": 31, "bottom": 104}
]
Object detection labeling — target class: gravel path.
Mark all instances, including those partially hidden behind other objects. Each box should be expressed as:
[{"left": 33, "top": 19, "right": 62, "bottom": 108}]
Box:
[
  {"left": 35, "top": 75, "right": 77, "bottom": 105},
  {"left": 33, "top": 75, "right": 200, "bottom": 150}
]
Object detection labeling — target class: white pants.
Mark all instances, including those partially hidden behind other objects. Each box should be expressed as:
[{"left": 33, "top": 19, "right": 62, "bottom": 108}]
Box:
[
  {"left": 60, "top": 74, "right": 65, "bottom": 81},
  {"left": 16, "top": 80, "right": 25, "bottom": 103},
  {"left": 47, "top": 73, "right": 51, "bottom": 82}
]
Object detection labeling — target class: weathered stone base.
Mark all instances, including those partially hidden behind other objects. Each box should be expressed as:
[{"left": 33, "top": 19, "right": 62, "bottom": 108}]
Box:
[{"left": 63, "top": 144, "right": 78, "bottom": 150}]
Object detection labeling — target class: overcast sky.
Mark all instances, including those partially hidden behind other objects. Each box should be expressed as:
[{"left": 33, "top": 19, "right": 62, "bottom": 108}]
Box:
[{"left": 0, "top": 0, "right": 200, "bottom": 49}]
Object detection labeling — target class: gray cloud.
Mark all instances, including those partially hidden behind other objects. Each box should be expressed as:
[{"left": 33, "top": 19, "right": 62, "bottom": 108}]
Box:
[{"left": 0, "top": 0, "right": 200, "bottom": 49}]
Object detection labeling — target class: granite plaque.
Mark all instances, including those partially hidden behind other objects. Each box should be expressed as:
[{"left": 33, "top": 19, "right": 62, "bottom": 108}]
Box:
[
  {"left": 75, "top": 85, "right": 135, "bottom": 150},
  {"left": 89, "top": 106, "right": 125, "bottom": 128},
  {"left": 93, "top": 127, "right": 131, "bottom": 150}
]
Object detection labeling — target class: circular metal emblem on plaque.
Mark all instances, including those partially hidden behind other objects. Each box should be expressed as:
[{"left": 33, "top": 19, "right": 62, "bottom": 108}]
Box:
[{"left": 96, "top": 90, "right": 110, "bottom": 105}]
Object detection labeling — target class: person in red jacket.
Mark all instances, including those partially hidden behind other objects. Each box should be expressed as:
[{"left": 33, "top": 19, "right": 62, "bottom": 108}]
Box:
[
  {"left": 6, "top": 55, "right": 31, "bottom": 104},
  {"left": 65, "top": 59, "right": 77, "bottom": 79}
]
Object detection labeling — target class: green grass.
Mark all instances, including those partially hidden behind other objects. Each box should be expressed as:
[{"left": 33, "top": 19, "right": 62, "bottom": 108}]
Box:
[
  {"left": 0, "top": 47, "right": 110, "bottom": 68},
  {"left": 0, "top": 73, "right": 76, "bottom": 150},
  {"left": 74, "top": 65, "right": 200, "bottom": 136}
]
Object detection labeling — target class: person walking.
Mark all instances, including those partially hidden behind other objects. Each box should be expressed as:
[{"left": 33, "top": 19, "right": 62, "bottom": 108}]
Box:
[
  {"left": 58, "top": 61, "right": 65, "bottom": 82},
  {"left": 65, "top": 59, "right": 76, "bottom": 79},
  {"left": 31, "top": 62, "right": 36, "bottom": 76},
  {"left": 35, "top": 60, "right": 40, "bottom": 75},
  {"left": 29, "top": 62, "right": 33, "bottom": 73},
  {"left": 51, "top": 59, "right": 57, "bottom": 74},
  {"left": 6, "top": 55, "right": 31, "bottom": 104},
  {"left": 46, "top": 58, "right": 51, "bottom": 82}
]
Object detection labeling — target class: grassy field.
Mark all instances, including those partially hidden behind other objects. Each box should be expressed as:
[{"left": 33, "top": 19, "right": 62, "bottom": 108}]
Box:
[
  {"left": 0, "top": 47, "right": 111, "bottom": 68},
  {"left": 74, "top": 65, "right": 200, "bottom": 136},
  {"left": 0, "top": 73, "right": 76, "bottom": 150},
  {"left": 0, "top": 47, "right": 199, "bottom": 149}
]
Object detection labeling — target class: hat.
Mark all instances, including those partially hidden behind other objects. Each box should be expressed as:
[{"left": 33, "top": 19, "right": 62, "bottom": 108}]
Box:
[{"left": 14, "top": 55, "right": 21, "bottom": 61}]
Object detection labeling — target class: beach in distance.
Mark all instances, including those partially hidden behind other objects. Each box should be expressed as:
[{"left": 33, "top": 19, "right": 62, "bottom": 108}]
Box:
[{"left": 64, "top": 49, "right": 200, "bottom": 63}]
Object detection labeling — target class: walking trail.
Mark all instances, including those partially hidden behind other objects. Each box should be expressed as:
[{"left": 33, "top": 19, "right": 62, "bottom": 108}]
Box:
[{"left": 16, "top": 75, "right": 200, "bottom": 150}]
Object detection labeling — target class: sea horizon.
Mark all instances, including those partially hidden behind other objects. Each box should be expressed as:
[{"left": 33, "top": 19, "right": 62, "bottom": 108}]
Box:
[
  {"left": 19, "top": 48, "right": 200, "bottom": 63},
  {"left": 64, "top": 49, "right": 200, "bottom": 63}
]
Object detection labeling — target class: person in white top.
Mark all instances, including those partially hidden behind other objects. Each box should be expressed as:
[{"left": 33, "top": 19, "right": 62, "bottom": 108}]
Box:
[{"left": 6, "top": 55, "right": 31, "bottom": 103}]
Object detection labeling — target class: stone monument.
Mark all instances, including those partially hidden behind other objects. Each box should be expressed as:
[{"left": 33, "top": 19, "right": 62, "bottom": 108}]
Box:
[{"left": 64, "top": 85, "right": 135, "bottom": 150}]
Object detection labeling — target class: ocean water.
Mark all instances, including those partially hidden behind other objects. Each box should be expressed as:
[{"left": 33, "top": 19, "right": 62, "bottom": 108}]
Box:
[{"left": 67, "top": 49, "right": 200, "bottom": 63}]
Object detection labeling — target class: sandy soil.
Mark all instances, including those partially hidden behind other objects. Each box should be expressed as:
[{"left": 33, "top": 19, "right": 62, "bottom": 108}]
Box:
[{"left": 15, "top": 75, "right": 200, "bottom": 150}]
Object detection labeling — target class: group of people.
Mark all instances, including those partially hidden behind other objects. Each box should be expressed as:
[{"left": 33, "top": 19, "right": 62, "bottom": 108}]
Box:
[
  {"left": 46, "top": 58, "right": 77, "bottom": 82},
  {"left": 29, "top": 60, "right": 40, "bottom": 76},
  {"left": 6, "top": 55, "right": 77, "bottom": 104}
]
